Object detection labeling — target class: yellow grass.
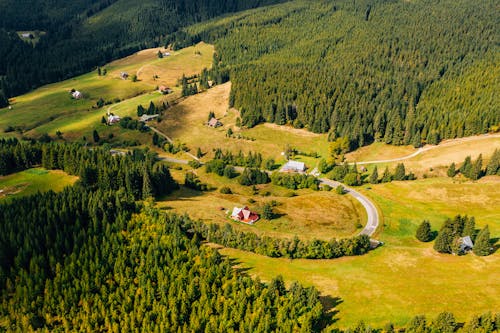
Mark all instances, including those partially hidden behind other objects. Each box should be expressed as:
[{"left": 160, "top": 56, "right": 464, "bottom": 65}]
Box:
[
  {"left": 158, "top": 168, "right": 365, "bottom": 240},
  {"left": 155, "top": 82, "right": 330, "bottom": 164},
  {"left": 218, "top": 176, "right": 500, "bottom": 328}
]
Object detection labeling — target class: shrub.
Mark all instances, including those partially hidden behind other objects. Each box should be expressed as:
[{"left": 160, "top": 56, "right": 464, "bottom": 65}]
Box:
[
  {"left": 219, "top": 186, "right": 232, "bottom": 194},
  {"left": 416, "top": 220, "right": 432, "bottom": 242}
]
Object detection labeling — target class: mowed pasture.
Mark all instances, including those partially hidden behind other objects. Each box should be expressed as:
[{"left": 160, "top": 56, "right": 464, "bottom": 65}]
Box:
[
  {"left": 346, "top": 134, "right": 500, "bottom": 176},
  {"left": 219, "top": 176, "right": 500, "bottom": 328},
  {"left": 0, "top": 168, "right": 78, "bottom": 201},
  {"left": 155, "top": 82, "right": 330, "bottom": 164},
  {"left": 158, "top": 167, "right": 365, "bottom": 240},
  {"left": 0, "top": 42, "right": 214, "bottom": 139}
]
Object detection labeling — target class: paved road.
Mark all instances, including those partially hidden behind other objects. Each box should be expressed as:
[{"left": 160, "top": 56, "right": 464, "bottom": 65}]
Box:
[
  {"left": 352, "top": 133, "right": 500, "bottom": 165},
  {"left": 319, "top": 178, "right": 379, "bottom": 237}
]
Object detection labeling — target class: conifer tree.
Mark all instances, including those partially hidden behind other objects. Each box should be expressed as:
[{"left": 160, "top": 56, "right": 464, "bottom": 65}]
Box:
[
  {"left": 462, "top": 217, "right": 475, "bottom": 239},
  {"left": 92, "top": 130, "right": 100, "bottom": 143},
  {"left": 369, "top": 166, "right": 379, "bottom": 184},
  {"left": 416, "top": 220, "right": 432, "bottom": 242},
  {"left": 142, "top": 169, "right": 153, "bottom": 199},
  {"left": 433, "top": 312, "right": 456, "bottom": 333},
  {"left": 381, "top": 167, "right": 392, "bottom": 183},
  {"left": 447, "top": 163, "right": 456, "bottom": 178},
  {"left": 486, "top": 149, "right": 500, "bottom": 175},
  {"left": 460, "top": 156, "right": 472, "bottom": 178},
  {"left": 473, "top": 225, "right": 491, "bottom": 256},
  {"left": 470, "top": 154, "right": 483, "bottom": 180},
  {"left": 394, "top": 163, "right": 406, "bottom": 181}
]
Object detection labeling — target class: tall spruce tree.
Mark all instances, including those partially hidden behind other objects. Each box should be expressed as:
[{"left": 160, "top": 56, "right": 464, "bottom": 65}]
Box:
[
  {"left": 394, "top": 163, "right": 406, "bottom": 181},
  {"left": 486, "top": 149, "right": 500, "bottom": 175},
  {"left": 369, "top": 166, "right": 379, "bottom": 184},
  {"left": 416, "top": 220, "right": 432, "bottom": 242},
  {"left": 473, "top": 225, "right": 491, "bottom": 256},
  {"left": 447, "top": 163, "right": 456, "bottom": 178}
]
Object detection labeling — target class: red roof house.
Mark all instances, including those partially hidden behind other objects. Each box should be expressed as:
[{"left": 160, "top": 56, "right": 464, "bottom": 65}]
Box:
[{"left": 231, "top": 206, "right": 259, "bottom": 224}]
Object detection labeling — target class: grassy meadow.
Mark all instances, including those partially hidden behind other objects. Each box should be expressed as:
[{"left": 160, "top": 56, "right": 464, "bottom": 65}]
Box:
[
  {"left": 155, "top": 82, "right": 330, "bottom": 165},
  {"left": 0, "top": 42, "right": 214, "bottom": 140},
  {"left": 0, "top": 168, "right": 78, "bottom": 201},
  {"left": 218, "top": 176, "right": 500, "bottom": 328},
  {"left": 159, "top": 167, "right": 365, "bottom": 240}
]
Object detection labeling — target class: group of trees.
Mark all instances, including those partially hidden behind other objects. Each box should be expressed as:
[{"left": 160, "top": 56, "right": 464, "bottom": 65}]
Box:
[
  {"left": 0, "top": 139, "right": 178, "bottom": 199},
  {"left": 213, "top": 148, "right": 263, "bottom": 168},
  {"left": 428, "top": 215, "right": 492, "bottom": 256},
  {"left": 137, "top": 100, "right": 166, "bottom": 117},
  {"left": 0, "top": 193, "right": 324, "bottom": 331},
  {"left": 270, "top": 173, "right": 319, "bottom": 190},
  {"left": 238, "top": 168, "right": 270, "bottom": 186},
  {"left": 326, "top": 162, "right": 415, "bottom": 186},
  {"left": 175, "top": 0, "right": 499, "bottom": 149},
  {"left": 449, "top": 149, "right": 500, "bottom": 180},
  {"left": 0, "top": 0, "right": 283, "bottom": 100},
  {"left": 184, "top": 218, "right": 371, "bottom": 259}
]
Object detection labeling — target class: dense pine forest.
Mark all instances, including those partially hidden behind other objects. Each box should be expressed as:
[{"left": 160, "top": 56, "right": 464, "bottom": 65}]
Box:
[
  {"left": 0, "top": 0, "right": 286, "bottom": 98},
  {"left": 178, "top": 0, "right": 499, "bottom": 148}
]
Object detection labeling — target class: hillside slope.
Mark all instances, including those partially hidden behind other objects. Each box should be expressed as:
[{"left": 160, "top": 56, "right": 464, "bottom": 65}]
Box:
[
  {"left": 180, "top": 0, "right": 499, "bottom": 148},
  {"left": 0, "top": 0, "right": 286, "bottom": 98}
]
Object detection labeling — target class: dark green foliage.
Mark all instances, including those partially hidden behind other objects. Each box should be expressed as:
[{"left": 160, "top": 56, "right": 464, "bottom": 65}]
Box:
[
  {"left": 219, "top": 186, "right": 232, "bottom": 194},
  {"left": 381, "top": 167, "right": 392, "bottom": 183},
  {"left": 462, "top": 216, "right": 475, "bottom": 239},
  {"left": 433, "top": 215, "right": 475, "bottom": 254},
  {"left": 207, "top": 111, "right": 215, "bottom": 122},
  {"left": 92, "top": 129, "right": 100, "bottom": 143},
  {"left": 178, "top": 0, "right": 499, "bottom": 147},
  {"left": 119, "top": 116, "right": 148, "bottom": 131},
  {"left": 184, "top": 171, "right": 208, "bottom": 191},
  {"left": 473, "top": 225, "right": 491, "bottom": 256},
  {"left": 223, "top": 165, "right": 237, "bottom": 179},
  {"left": 239, "top": 168, "right": 269, "bottom": 186},
  {"left": 460, "top": 156, "right": 473, "bottom": 178},
  {"left": 195, "top": 222, "right": 371, "bottom": 259},
  {"left": 265, "top": 158, "right": 276, "bottom": 171},
  {"left": 137, "top": 104, "right": 145, "bottom": 117},
  {"left": 262, "top": 202, "right": 274, "bottom": 220},
  {"left": 486, "top": 149, "right": 500, "bottom": 176},
  {"left": 369, "top": 166, "right": 379, "bottom": 184},
  {"left": 447, "top": 163, "right": 456, "bottom": 178},
  {"left": 406, "top": 315, "right": 427, "bottom": 333},
  {"left": 343, "top": 172, "right": 360, "bottom": 186},
  {"left": 196, "top": 147, "right": 202, "bottom": 158},
  {"left": 393, "top": 163, "right": 406, "bottom": 181},
  {"left": 271, "top": 173, "right": 319, "bottom": 190},
  {"left": 0, "top": 89, "right": 9, "bottom": 108},
  {"left": 336, "top": 185, "right": 346, "bottom": 195},
  {"left": 416, "top": 220, "right": 432, "bottom": 242},
  {"left": 432, "top": 312, "right": 456, "bottom": 333}
]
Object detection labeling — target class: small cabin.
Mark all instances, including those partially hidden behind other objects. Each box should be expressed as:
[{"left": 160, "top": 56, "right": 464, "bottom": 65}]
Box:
[
  {"left": 231, "top": 206, "right": 259, "bottom": 224},
  {"left": 207, "top": 117, "right": 222, "bottom": 128},
  {"left": 120, "top": 72, "right": 129, "bottom": 80},
  {"left": 107, "top": 114, "right": 121, "bottom": 124},
  {"left": 72, "top": 90, "right": 83, "bottom": 99},
  {"left": 158, "top": 86, "right": 172, "bottom": 94}
]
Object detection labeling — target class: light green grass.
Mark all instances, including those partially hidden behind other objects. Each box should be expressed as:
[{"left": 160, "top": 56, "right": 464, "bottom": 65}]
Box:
[
  {"left": 0, "top": 42, "right": 214, "bottom": 140},
  {"left": 0, "top": 168, "right": 78, "bottom": 201},
  {"left": 217, "top": 177, "right": 500, "bottom": 328}
]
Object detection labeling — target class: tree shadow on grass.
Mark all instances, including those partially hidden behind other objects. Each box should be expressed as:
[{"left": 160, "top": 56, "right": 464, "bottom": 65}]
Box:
[
  {"left": 316, "top": 295, "right": 343, "bottom": 330},
  {"left": 490, "top": 237, "right": 499, "bottom": 254}
]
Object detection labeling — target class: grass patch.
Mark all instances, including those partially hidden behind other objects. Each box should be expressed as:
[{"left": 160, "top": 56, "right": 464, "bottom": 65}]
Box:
[
  {"left": 217, "top": 177, "right": 500, "bottom": 328},
  {"left": 0, "top": 168, "right": 78, "bottom": 201},
  {"left": 155, "top": 82, "right": 329, "bottom": 164},
  {"left": 0, "top": 42, "right": 214, "bottom": 140},
  {"left": 158, "top": 168, "right": 365, "bottom": 240}
]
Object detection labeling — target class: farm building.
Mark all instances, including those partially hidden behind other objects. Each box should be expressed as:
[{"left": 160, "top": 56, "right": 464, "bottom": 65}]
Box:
[
  {"left": 207, "top": 117, "right": 222, "bottom": 128},
  {"left": 458, "top": 236, "right": 474, "bottom": 252},
  {"left": 163, "top": 52, "right": 171, "bottom": 57},
  {"left": 72, "top": 90, "right": 83, "bottom": 99},
  {"left": 120, "top": 72, "right": 129, "bottom": 80},
  {"left": 107, "top": 114, "right": 121, "bottom": 124},
  {"left": 281, "top": 160, "right": 306, "bottom": 173},
  {"left": 231, "top": 206, "right": 259, "bottom": 224},
  {"left": 158, "top": 86, "right": 172, "bottom": 94},
  {"left": 139, "top": 114, "right": 159, "bottom": 122}
]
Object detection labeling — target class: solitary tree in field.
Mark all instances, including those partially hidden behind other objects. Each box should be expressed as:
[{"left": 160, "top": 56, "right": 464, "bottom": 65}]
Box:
[
  {"left": 369, "top": 166, "right": 379, "bottom": 184},
  {"left": 381, "top": 166, "right": 392, "bottom": 183},
  {"left": 101, "top": 116, "right": 107, "bottom": 125},
  {"left": 447, "top": 163, "right": 456, "bottom": 177},
  {"left": 473, "top": 225, "right": 491, "bottom": 256},
  {"left": 262, "top": 203, "right": 274, "bottom": 220},
  {"left": 92, "top": 130, "right": 100, "bottom": 143},
  {"left": 196, "top": 147, "right": 203, "bottom": 159},
  {"left": 416, "top": 220, "right": 432, "bottom": 242},
  {"left": 157, "top": 50, "right": 163, "bottom": 58}
]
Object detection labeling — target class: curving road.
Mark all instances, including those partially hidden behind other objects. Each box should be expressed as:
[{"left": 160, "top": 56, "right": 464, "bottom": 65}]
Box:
[{"left": 319, "top": 178, "right": 379, "bottom": 237}]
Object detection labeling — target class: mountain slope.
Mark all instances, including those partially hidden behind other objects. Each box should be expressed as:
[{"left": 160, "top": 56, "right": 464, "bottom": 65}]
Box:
[{"left": 179, "top": 0, "right": 499, "bottom": 147}]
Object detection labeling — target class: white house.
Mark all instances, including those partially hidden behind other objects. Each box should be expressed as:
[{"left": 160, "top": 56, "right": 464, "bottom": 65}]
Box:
[
  {"left": 281, "top": 160, "right": 306, "bottom": 173},
  {"left": 107, "top": 114, "right": 121, "bottom": 124},
  {"left": 72, "top": 90, "right": 83, "bottom": 99},
  {"left": 459, "top": 236, "right": 474, "bottom": 252}
]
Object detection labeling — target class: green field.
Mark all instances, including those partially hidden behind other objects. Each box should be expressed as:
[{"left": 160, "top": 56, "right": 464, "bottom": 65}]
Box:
[
  {"left": 159, "top": 167, "right": 366, "bottom": 240},
  {"left": 0, "top": 42, "right": 214, "bottom": 141},
  {"left": 0, "top": 168, "right": 78, "bottom": 201},
  {"left": 155, "top": 82, "right": 330, "bottom": 165},
  {"left": 218, "top": 177, "right": 500, "bottom": 328}
]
